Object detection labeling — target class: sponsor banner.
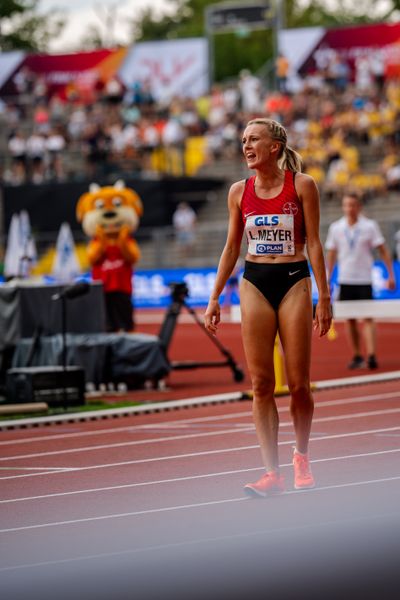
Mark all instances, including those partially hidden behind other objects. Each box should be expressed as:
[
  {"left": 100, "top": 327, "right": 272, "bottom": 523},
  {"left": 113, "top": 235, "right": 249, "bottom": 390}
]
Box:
[
  {"left": 18, "top": 48, "right": 127, "bottom": 100},
  {"left": 118, "top": 38, "right": 209, "bottom": 101},
  {"left": 295, "top": 22, "right": 400, "bottom": 79},
  {"left": 133, "top": 268, "right": 218, "bottom": 308},
  {"left": 132, "top": 263, "right": 400, "bottom": 309},
  {"left": 279, "top": 27, "right": 325, "bottom": 92}
]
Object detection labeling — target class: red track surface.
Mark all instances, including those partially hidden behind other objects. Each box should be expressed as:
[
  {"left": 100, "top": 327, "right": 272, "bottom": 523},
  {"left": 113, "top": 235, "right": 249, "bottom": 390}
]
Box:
[
  {"left": 103, "top": 314, "right": 400, "bottom": 404},
  {"left": 1, "top": 313, "right": 400, "bottom": 599}
]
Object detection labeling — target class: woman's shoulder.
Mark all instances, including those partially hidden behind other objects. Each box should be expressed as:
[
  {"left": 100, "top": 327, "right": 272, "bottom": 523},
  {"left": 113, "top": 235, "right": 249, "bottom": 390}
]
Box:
[
  {"left": 229, "top": 178, "right": 248, "bottom": 196},
  {"left": 293, "top": 171, "right": 319, "bottom": 195}
]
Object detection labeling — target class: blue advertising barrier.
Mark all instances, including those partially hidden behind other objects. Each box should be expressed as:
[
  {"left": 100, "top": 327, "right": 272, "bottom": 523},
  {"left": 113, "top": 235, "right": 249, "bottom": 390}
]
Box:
[
  {"left": 133, "top": 261, "right": 400, "bottom": 309},
  {"left": 2, "top": 262, "right": 399, "bottom": 308}
]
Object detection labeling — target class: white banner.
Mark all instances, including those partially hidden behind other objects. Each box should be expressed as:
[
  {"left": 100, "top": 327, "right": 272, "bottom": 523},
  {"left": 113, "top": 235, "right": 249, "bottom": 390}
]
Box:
[
  {"left": 279, "top": 27, "right": 325, "bottom": 92},
  {"left": 0, "top": 51, "right": 25, "bottom": 91},
  {"left": 119, "top": 38, "right": 209, "bottom": 101}
]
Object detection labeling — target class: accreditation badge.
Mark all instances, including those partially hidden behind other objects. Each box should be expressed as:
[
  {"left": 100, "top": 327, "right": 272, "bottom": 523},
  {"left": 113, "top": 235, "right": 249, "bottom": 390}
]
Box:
[{"left": 245, "top": 214, "right": 295, "bottom": 256}]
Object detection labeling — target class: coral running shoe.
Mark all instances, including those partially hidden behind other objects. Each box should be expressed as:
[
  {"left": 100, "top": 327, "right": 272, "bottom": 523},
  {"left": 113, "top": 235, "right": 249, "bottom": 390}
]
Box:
[
  {"left": 244, "top": 471, "right": 285, "bottom": 498},
  {"left": 293, "top": 451, "right": 315, "bottom": 490}
]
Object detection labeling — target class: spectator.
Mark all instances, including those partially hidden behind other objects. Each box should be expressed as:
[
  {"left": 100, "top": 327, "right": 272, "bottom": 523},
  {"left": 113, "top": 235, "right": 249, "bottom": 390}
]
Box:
[
  {"left": 325, "top": 192, "right": 396, "bottom": 370},
  {"left": 385, "top": 163, "right": 400, "bottom": 191},
  {"left": 46, "top": 127, "right": 66, "bottom": 180},
  {"left": 238, "top": 69, "right": 262, "bottom": 114},
  {"left": 26, "top": 128, "right": 47, "bottom": 183},
  {"left": 82, "top": 123, "right": 112, "bottom": 179},
  {"left": 275, "top": 53, "right": 290, "bottom": 94},
  {"left": 172, "top": 202, "right": 197, "bottom": 265},
  {"left": 7, "top": 129, "right": 27, "bottom": 184}
]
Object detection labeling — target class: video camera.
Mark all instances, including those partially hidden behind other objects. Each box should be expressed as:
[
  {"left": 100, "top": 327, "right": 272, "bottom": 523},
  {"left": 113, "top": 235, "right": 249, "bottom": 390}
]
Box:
[{"left": 169, "top": 282, "right": 189, "bottom": 303}]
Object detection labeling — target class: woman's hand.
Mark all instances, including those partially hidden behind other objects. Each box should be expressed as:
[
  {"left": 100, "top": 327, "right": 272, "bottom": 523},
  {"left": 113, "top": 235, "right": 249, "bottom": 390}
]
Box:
[
  {"left": 204, "top": 299, "right": 221, "bottom": 334},
  {"left": 314, "top": 297, "right": 332, "bottom": 337}
]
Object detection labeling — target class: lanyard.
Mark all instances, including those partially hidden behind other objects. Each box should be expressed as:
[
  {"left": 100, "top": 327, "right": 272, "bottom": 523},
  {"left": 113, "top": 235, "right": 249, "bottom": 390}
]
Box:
[{"left": 344, "top": 224, "right": 359, "bottom": 250}]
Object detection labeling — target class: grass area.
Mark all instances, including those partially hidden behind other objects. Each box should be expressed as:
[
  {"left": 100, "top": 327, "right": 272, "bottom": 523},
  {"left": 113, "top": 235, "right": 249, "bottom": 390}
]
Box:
[{"left": 0, "top": 398, "right": 143, "bottom": 421}]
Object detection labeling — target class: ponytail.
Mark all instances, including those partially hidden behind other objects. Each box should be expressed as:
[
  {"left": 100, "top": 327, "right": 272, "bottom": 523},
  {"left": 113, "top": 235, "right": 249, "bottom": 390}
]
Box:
[{"left": 280, "top": 145, "right": 303, "bottom": 173}]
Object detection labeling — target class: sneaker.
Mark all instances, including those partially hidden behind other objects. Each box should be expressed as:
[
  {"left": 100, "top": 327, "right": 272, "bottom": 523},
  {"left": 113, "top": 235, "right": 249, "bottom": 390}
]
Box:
[
  {"left": 244, "top": 471, "right": 285, "bottom": 498},
  {"left": 367, "top": 355, "right": 378, "bottom": 369},
  {"left": 293, "top": 452, "right": 315, "bottom": 490},
  {"left": 347, "top": 355, "right": 365, "bottom": 369}
]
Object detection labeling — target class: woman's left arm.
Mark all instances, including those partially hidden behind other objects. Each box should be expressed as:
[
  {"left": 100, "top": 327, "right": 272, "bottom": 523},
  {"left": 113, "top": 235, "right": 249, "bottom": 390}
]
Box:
[{"left": 297, "top": 174, "right": 332, "bottom": 337}]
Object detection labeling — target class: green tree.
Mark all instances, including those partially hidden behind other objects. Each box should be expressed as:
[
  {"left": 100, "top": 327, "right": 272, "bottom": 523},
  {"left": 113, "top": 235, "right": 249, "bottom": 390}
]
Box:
[
  {"left": 284, "top": 0, "right": 400, "bottom": 27},
  {"left": 0, "top": 0, "right": 64, "bottom": 52}
]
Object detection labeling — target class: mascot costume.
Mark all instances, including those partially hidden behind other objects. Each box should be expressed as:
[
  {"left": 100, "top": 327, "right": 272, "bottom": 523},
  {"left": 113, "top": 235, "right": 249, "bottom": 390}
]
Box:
[{"left": 76, "top": 180, "right": 143, "bottom": 332}]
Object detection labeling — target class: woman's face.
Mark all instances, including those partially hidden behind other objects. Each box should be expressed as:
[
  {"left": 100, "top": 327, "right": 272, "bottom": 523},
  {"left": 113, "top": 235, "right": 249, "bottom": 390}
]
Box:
[{"left": 242, "top": 123, "right": 278, "bottom": 170}]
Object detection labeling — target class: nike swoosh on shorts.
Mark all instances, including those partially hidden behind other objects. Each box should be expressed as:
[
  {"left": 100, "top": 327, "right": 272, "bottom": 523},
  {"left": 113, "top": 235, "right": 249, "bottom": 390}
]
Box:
[{"left": 289, "top": 270, "right": 301, "bottom": 276}]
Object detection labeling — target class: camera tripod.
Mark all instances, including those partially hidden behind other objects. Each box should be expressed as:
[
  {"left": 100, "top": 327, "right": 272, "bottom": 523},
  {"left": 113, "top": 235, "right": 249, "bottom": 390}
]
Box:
[{"left": 159, "top": 283, "right": 244, "bottom": 382}]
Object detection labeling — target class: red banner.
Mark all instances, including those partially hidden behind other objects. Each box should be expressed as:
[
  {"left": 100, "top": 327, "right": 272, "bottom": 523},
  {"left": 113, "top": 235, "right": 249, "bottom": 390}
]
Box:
[
  {"left": 13, "top": 47, "right": 128, "bottom": 101},
  {"left": 299, "top": 22, "right": 400, "bottom": 79}
]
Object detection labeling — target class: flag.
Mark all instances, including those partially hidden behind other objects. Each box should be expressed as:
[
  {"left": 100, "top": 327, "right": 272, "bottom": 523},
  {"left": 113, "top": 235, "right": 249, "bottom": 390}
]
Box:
[
  {"left": 3, "top": 213, "right": 21, "bottom": 278},
  {"left": 4, "top": 211, "right": 37, "bottom": 279},
  {"left": 19, "top": 210, "right": 37, "bottom": 277},
  {"left": 52, "top": 222, "right": 81, "bottom": 283}
]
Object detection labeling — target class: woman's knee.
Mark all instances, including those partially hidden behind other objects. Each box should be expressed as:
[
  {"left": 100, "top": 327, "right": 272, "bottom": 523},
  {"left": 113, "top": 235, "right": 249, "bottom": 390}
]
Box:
[
  {"left": 288, "top": 380, "right": 312, "bottom": 402},
  {"left": 251, "top": 373, "right": 275, "bottom": 399}
]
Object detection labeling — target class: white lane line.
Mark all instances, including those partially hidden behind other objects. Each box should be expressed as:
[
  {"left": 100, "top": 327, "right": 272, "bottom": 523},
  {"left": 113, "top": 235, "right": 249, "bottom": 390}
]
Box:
[
  {"left": 1, "top": 448, "right": 399, "bottom": 505},
  {"left": 0, "top": 426, "right": 254, "bottom": 461},
  {"left": 1, "top": 425, "right": 399, "bottom": 481},
  {"left": 2, "top": 509, "right": 400, "bottom": 574},
  {"left": 2, "top": 407, "right": 400, "bottom": 462},
  {"left": 0, "top": 467, "right": 77, "bottom": 472},
  {"left": 1, "top": 390, "right": 398, "bottom": 447},
  {"left": 1, "top": 475, "right": 400, "bottom": 535}
]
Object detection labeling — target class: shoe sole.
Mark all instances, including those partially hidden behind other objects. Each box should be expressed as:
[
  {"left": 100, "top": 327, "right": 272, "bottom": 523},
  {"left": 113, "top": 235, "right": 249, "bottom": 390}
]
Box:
[{"left": 294, "top": 482, "right": 316, "bottom": 490}]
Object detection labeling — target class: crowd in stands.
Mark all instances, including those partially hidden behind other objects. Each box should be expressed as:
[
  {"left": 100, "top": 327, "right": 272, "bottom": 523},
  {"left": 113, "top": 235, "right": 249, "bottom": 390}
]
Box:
[{"left": 1, "top": 48, "right": 400, "bottom": 202}]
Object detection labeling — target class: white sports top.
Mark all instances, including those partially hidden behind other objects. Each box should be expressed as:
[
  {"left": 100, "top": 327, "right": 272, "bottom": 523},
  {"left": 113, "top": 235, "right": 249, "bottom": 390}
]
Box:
[{"left": 325, "top": 215, "right": 384, "bottom": 285}]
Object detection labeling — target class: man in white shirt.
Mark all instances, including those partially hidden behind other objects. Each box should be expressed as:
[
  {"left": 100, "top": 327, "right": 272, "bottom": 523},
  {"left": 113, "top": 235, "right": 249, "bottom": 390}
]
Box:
[
  {"left": 172, "top": 202, "right": 197, "bottom": 265},
  {"left": 326, "top": 193, "right": 396, "bottom": 369}
]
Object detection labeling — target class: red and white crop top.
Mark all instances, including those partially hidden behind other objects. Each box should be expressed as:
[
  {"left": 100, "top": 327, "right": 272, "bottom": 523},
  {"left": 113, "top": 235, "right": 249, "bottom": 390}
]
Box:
[{"left": 241, "top": 170, "right": 306, "bottom": 256}]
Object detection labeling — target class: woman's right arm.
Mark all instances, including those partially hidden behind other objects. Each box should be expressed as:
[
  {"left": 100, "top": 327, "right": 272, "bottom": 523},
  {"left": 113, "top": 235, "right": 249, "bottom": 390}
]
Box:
[{"left": 204, "top": 181, "right": 245, "bottom": 334}]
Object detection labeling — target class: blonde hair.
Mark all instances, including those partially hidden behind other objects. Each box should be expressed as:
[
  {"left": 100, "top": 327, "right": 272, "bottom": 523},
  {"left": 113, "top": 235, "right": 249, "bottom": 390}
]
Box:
[{"left": 246, "top": 118, "right": 303, "bottom": 172}]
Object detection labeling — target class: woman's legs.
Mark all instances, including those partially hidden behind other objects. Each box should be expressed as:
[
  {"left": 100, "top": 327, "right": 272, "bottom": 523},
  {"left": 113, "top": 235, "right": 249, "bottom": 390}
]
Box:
[
  {"left": 240, "top": 278, "right": 279, "bottom": 472},
  {"left": 278, "top": 278, "right": 314, "bottom": 455}
]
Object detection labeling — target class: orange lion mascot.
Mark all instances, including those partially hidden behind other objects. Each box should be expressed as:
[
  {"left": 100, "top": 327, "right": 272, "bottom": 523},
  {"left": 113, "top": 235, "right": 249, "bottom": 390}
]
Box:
[{"left": 76, "top": 180, "right": 143, "bottom": 332}]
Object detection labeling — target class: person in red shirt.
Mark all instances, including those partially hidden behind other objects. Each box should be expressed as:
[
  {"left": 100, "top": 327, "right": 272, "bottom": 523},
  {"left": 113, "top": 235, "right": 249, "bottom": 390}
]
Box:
[{"left": 204, "top": 118, "right": 331, "bottom": 496}]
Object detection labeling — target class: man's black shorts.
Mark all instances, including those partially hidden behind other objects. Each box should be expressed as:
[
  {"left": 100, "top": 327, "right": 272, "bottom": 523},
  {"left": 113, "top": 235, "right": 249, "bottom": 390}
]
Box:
[{"left": 339, "top": 284, "right": 373, "bottom": 301}]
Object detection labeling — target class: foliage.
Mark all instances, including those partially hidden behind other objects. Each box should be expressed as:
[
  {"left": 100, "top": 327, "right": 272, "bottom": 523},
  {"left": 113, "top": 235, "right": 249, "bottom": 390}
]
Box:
[{"left": 0, "top": 0, "right": 64, "bottom": 52}]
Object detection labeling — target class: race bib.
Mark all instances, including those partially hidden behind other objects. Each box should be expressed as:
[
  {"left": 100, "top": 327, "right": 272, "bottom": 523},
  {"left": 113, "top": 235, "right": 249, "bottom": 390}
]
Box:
[{"left": 245, "top": 214, "right": 295, "bottom": 256}]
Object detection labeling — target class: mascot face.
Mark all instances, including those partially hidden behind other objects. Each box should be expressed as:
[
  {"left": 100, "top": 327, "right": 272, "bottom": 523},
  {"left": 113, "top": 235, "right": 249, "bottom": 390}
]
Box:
[{"left": 76, "top": 180, "right": 143, "bottom": 237}]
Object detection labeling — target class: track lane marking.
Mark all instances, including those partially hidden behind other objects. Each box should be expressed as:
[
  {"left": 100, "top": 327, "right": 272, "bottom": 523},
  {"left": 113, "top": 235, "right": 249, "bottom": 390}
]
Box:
[
  {"left": 2, "top": 508, "right": 400, "bottom": 573},
  {"left": 2, "top": 407, "right": 400, "bottom": 462},
  {"left": 1, "top": 389, "right": 399, "bottom": 447},
  {"left": 1, "top": 448, "right": 399, "bottom": 504},
  {"left": 0, "top": 475, "right": 400, "bottom": 534},
  {"left": 0, "top": 425, "right": 399, "bottom": 481}
]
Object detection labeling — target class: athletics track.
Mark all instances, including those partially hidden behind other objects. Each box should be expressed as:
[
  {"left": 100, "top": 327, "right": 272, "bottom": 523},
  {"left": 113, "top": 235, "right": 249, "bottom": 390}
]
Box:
[{"left": 0, "top": 312, "right": 399, "bottom": 599}]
